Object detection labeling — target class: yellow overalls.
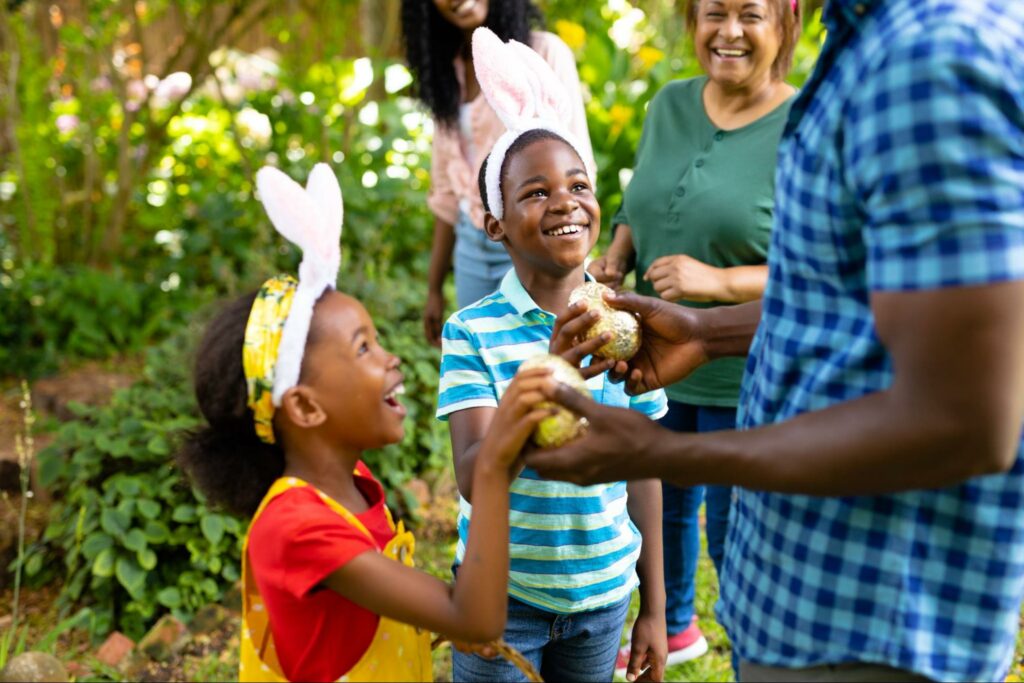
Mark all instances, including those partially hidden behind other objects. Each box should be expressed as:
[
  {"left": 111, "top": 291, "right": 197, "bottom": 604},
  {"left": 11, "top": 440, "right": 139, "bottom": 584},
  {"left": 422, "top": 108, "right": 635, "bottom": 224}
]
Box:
[{"left": 238, "top": 477, "right": 433, "bottom": 682}]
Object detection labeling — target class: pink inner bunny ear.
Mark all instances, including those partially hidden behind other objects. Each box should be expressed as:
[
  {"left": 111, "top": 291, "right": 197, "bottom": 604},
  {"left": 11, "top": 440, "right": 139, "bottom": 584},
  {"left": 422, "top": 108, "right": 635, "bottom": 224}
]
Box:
[
  {"left": 255, "top": 166, "right": 320, "bottom": 252},
  {"left": 509, "top": 40, "right": 572, "bottom": 124},
  {"left": 304, "top": 163, "right": 344, "bottom": 260},
  {"left": 472, "top": 27, "right": 536, "bottom": 127}
]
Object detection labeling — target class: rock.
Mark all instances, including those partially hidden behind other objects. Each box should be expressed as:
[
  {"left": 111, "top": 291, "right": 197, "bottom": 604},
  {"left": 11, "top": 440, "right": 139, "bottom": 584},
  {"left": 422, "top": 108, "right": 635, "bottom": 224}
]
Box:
[
  {"left": 189, "top": 604, "right": 233, "bottom": 635},
  {"left": 517, "top": 355, "right": 592, "bottom": 448},
  {"left": 136, "top": 614, "right": 188, "bottom": 662},
  {"left": 0, "top": 652, "right": 69, "bottom": 682},
  {"left": 95, "top": 631, "right": 135, "bottom": 668}
]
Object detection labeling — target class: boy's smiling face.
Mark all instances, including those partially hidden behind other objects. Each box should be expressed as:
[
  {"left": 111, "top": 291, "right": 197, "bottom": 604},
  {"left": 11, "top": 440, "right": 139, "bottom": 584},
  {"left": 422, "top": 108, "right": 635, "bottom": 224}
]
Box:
[{"left": 484, "top": 137, "right": 600, "bottom": 277}]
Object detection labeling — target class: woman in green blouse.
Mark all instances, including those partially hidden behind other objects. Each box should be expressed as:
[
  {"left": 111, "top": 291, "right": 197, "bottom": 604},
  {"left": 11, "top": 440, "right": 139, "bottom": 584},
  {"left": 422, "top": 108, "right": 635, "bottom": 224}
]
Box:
[{"left": 593, "top": 0, "right": 801, "bottom": 673}]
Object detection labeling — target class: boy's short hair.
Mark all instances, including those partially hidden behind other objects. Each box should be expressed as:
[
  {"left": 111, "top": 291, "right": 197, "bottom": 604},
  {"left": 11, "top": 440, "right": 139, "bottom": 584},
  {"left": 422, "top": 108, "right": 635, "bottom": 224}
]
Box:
[{"left": 478, "top": 128, "right": 577, "bottom": 215}]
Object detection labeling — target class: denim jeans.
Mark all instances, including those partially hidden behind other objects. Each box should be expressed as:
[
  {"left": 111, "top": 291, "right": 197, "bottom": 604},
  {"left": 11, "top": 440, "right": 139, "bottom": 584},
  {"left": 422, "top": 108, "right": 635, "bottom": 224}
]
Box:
[
  {"left": 452, "top": 594, "right": 630, "bottom": 682},
  {"left": 453, "top": 211, "right": 513, "bottom": 308},
  {"left": 659, "top": 400, "right": 737, "bottom": 633}
]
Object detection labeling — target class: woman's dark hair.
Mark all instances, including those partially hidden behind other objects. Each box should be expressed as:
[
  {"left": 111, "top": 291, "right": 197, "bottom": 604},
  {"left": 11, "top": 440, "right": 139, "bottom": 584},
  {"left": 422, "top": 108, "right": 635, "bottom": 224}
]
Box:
[
  {"left": 686, "top": 0, "right": 802, "bottom": 81},
  {"left": 477, "top": 128, "right": 576, "bottom": 214},
  {"left": 401, "top": 0, "right": 544, "bottom": 128},
  {"left": 177, "top": 292, "right": 286, "bottom": 517}
]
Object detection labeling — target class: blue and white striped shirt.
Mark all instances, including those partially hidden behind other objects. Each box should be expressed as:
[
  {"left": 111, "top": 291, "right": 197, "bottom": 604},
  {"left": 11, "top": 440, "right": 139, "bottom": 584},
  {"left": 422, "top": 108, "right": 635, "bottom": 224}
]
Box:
[
  {"left": 719, "top": 1, "right": 1024, "bottom": 680},
  {"left": 437, "top": 269, "right": 668, "bottom": 613}
]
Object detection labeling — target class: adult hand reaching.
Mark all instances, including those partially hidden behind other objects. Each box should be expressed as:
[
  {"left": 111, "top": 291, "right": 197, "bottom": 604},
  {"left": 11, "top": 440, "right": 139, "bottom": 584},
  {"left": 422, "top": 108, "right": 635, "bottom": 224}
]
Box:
[
  {"left": 600, "top": 290, "right": 711, "bottom": 395},
  {"left": 523, "top": 383, "right": 670, "bottom": 485}
]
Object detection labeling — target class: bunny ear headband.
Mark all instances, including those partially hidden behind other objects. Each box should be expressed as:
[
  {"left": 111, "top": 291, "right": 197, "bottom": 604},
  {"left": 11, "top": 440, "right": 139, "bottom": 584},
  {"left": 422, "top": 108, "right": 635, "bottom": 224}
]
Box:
[
  {"left": 472, "top": 27, "right": 596, "bottom": 220},
  {"left": 242, "top": 163, "right": 344, "bottom": 444}
]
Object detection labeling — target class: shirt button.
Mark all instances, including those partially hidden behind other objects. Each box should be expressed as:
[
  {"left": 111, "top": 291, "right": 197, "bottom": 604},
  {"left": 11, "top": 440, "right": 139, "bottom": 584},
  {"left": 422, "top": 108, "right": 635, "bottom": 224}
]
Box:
[
  {"left": 675, "top": 187, "right": 686, "bottom": 197},
  {"left": 854, "top": 3, "right": 866, "bottom": 14},
  {"left": 714, "top": 132, "right": 725, "bottom": 141},
  {"left": 695, "top": 159, "right": 705, "bottom": 168}
]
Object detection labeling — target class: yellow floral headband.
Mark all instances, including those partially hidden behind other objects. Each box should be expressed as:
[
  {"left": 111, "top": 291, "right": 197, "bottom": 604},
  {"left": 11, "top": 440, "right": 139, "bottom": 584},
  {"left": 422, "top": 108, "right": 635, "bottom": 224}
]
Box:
[{"left": 242, "top": 164, "right": 344, "bottom": 444}]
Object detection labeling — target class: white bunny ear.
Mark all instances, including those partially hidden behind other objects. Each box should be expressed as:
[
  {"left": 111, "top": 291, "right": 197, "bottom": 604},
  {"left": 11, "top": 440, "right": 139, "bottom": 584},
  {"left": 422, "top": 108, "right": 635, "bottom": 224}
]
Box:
[
  {"left": 472, "top": 27, "right": 536, "bottom": 128},
  {"left": 508, "top": 40, "right": 572, "bottom": 124},
  {"left": 304, "top": 163, "right": 343, "bottom": 269},
  {"left": 256, "top": 166, "right": 320, "bottom": 252}
]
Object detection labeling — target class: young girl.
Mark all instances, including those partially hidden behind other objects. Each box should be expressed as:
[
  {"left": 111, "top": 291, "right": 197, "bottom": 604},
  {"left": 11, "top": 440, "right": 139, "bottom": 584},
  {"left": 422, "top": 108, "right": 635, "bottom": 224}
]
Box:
[
  {"left": 178, "top": 162, "right": 558, "bottom": 683},
  {"left": 436, "top": 29, "right": 669, "bottom": 683},
  {"left": 400, "top": 0, "right": 592, "bottom": 345}
]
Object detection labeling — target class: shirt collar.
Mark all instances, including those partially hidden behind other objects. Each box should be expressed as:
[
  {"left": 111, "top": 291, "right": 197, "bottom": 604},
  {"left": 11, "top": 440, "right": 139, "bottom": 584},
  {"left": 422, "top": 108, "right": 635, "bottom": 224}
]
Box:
[
  {"left": 823, "top": 0, "right": 877, "bottom": 32},
  {"left": 498, "top": 268, "right": 595, "bottom": 317}
]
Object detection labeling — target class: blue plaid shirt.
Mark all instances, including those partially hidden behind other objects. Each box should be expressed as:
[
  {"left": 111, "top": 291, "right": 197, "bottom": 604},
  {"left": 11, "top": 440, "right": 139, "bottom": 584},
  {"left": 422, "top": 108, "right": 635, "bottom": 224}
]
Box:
[{"left": 718, "top": 1, "right": 1024, "bottom": 680}]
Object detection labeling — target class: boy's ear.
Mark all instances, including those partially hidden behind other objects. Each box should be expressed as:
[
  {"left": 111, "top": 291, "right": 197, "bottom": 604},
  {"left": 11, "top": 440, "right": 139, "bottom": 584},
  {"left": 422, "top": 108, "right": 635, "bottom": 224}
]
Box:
[
  {"left": 278, "top": 385, "right": 327, "bottom": 431},
  {"left": 483, "top": 212, "right": 506, "bottom": 243}
]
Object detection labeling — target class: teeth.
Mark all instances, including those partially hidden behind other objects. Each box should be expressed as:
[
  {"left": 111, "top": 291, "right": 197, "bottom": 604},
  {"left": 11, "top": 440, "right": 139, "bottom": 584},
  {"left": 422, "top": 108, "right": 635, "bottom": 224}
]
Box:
[
  {"left": 545, "top": 224, "right": 585, "bottom": 237},
  {"left": 385, "top": 384, "right": 405, "bottom": 401},
  {"left": 716, "top": 49, "right": 747, "bottom": 57}
]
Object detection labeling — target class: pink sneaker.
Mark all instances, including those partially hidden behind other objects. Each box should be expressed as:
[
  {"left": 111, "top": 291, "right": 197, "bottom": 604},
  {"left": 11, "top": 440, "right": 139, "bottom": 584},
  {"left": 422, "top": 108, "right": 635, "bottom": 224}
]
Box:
[{"left": 614, "top": 619, "right": 708, "bottom": 678}]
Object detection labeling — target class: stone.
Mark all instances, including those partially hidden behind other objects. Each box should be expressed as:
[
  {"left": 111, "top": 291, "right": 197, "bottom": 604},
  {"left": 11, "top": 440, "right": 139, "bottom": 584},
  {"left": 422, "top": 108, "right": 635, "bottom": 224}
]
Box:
[
  {"left": 568, "top": 282, "right": 641, "bottom": 361},
  {"left": 0, "top": 652, "right": 69, "bottom": 682},
  {"left": 136, "top": 614, "right": 188, "bottom": 662},
  {"left": 518, "top": 355, "right": 592, "bottom": 448},
  {"left": 189, "top": 604, "right": 233, "bottom": 635},
  {"left": 95, "top": 631, "right": 134, "bottom": 668}
]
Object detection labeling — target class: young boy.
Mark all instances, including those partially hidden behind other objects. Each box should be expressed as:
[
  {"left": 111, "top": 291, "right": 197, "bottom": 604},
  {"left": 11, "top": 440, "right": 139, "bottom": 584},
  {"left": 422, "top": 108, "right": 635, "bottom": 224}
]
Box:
[{"left": 437, "top": 127, "right": 669, "bottom": 682}]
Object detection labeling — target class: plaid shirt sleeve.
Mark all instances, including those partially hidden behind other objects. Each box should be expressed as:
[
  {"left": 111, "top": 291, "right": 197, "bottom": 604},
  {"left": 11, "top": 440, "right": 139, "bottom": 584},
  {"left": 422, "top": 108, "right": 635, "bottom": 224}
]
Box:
[{"left": 844, "top": 25, "right": 1024, "bottom": 291}]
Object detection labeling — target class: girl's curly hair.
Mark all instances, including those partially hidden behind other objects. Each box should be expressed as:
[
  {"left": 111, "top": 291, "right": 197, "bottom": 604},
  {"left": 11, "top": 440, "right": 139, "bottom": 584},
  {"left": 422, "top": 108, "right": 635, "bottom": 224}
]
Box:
[{"left": 401, "top": 0, "right": 544, "bottom": 128}]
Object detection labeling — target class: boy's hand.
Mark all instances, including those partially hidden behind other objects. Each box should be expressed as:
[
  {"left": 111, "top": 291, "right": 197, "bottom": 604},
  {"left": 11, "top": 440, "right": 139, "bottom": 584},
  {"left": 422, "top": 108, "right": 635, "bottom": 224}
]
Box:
[
  {"left": 549, "top": 301, "right": 617, "bottom": 380},
  {"left": 624, "top": 612, "right": 667, "bottom": 681},
  {"left": 587, "top": 254, "right": 628, "bottom": 289},
  {"left": 477, "top": 368, "right": 558, "bottom": 478}
]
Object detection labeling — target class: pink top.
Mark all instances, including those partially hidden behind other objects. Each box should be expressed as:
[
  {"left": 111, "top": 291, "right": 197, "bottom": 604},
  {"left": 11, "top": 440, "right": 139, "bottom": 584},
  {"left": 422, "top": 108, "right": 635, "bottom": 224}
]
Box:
[{"left": 427, "top": 31, "right": 594, "bottom": 229}]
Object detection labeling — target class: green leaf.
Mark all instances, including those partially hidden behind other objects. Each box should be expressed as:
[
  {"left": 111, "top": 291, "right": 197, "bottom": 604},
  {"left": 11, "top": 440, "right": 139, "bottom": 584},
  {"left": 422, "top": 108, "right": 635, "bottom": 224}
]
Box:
[
  {"left": 137, "top": 548, "right": 157, "bottom": 571},
  {"left": 24, "top": 554, "right": 43, "bottom": 577},
  {"left": 115, "top": 556, "right": 146, "bottom": 598},
  {"left": 143, "top": 520, "right": 169, "bottom": 544},
  {"left": 81, "top": 533, "right": 114, "bottom": 561},
  {"left": 92, "top": 548, "right": 116, "bottom": 578},
  {"left": 146, "top": 434, "right": 170, "bottom": 455},
  {"left": 200, "top": 515, "right": 225, "bottom": 546},
  {"left": 171, "top": 504, "right": 197, "bottom": 523},
  {"left": 123, "top": 528, "right": 147, "bottom": 552},
  {"left": 100, "top": 508, "right": 130, "bottom": 536},
  {"left": 137, "top": 499, "right": 160, "bottom": 519},
  {"left": 156, "top": 587, "right": 182, "bottom": 609},
  {"left": 114, "top": 477, "right": 140, "bottom": 497}
]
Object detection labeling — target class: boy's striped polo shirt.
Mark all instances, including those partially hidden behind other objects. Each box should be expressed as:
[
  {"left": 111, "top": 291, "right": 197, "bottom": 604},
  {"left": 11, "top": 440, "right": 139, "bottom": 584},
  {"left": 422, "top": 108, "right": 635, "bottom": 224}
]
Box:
[{"left": 438, "top": 269, "right": 668, "bottom": 613}]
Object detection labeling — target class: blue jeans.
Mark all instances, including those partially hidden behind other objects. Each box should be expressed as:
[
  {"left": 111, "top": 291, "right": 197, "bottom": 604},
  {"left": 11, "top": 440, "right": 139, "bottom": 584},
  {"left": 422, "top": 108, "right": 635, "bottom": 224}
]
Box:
[
  {"left": 452, "top": 595, "right": 630, "bottom": 682},
  {"left": 659, "top": 400, "right": 737, "bottom": 633},
  {"left": 453, "top": 211, "right": 513, "bottom": 308}
]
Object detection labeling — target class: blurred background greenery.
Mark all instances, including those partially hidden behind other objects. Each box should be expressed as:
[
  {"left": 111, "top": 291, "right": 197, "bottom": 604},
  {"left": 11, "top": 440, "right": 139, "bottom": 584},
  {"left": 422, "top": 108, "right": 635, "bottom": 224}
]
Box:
[{"left": 0, "top": 0, "right": 825, "bottom": 661}]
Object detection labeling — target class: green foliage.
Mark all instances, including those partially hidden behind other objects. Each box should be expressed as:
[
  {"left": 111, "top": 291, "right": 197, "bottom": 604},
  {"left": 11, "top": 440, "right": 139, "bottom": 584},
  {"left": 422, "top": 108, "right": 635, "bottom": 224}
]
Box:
[{"left": 30, "top": 334, "right": 241, "bottom": 640}]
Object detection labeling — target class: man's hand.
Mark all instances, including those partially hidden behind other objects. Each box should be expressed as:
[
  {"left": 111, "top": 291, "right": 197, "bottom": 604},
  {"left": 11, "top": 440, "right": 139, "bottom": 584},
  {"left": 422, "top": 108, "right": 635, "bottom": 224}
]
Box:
[
  {"left": 523, "top": 384, "right": 669, "bottom": 485},
  {"left": 549, "top": 300, "right": 616, "bottom": 379},
  {"left": 625, "top": 612, "right": 667, "bottom": 682},
  {"left": 600, "top": 290, "right": 710, "bottom": 395}
]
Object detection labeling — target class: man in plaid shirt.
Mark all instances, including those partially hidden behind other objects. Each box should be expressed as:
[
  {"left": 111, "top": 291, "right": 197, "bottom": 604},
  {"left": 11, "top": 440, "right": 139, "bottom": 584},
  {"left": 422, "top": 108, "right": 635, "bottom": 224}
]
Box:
[{"left": 526, "top": 0, "right": 1024, "bottom": 680}]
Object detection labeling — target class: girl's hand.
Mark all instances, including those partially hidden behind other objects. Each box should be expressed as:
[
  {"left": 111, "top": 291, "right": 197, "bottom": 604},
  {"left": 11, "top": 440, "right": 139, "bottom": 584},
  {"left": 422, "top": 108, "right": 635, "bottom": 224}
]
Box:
[
  {"left": 644, "top": 254, "right": 728, "bottom": 303},
  {"left": 588, "top": 253, "right": 629, "bottom": 289},
  {"left": 477, "top": 368, "right": 559, "bottom": 477},
  {"left": 423, "top": 288, "right": 446, "bottom": 348},
  {"left": 548, "top": 301, "right": 617, "bottom": 380}
]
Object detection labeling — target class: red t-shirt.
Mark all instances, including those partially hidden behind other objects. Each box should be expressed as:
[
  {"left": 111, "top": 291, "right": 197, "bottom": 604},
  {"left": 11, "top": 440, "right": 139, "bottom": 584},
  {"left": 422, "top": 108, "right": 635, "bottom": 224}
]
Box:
[{"left": 247, "top": 462, "right": 396, "bottom": 682}]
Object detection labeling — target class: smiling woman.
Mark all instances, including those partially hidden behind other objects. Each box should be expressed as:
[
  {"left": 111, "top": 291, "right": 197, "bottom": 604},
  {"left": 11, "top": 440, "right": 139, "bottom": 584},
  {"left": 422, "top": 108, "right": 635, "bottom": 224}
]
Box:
[{"left": 588, "top": 0, "right": 802, "bottom": 675}]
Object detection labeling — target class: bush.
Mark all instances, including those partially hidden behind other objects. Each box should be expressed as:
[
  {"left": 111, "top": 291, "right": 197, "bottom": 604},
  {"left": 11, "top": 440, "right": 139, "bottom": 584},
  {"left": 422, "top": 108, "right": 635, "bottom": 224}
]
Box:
[{"left": 27, "top": 283, "right": 446, "bottom": 638}]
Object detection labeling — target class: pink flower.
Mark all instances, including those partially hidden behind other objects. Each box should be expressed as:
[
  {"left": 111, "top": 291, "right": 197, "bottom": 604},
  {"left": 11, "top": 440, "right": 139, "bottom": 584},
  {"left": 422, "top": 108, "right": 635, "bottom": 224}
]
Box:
[{"left": 55, "top": 114, "right": 79, "bottom": 134}]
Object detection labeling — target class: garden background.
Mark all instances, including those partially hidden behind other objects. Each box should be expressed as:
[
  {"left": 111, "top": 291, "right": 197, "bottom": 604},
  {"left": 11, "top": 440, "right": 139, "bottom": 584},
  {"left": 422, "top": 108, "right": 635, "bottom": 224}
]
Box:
[{"left": 0, "top": 1, "right": 1019, "bottom": 681}]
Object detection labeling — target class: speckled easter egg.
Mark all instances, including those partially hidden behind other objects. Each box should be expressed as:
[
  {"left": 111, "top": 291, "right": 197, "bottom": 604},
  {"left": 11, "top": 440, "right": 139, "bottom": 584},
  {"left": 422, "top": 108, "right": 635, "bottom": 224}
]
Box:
[
  {"left": 517, "top": 354, "right": 591, "bottom": 448},
  {"left": 568, "top": 282, "right": 641, "bottom": 361}
]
